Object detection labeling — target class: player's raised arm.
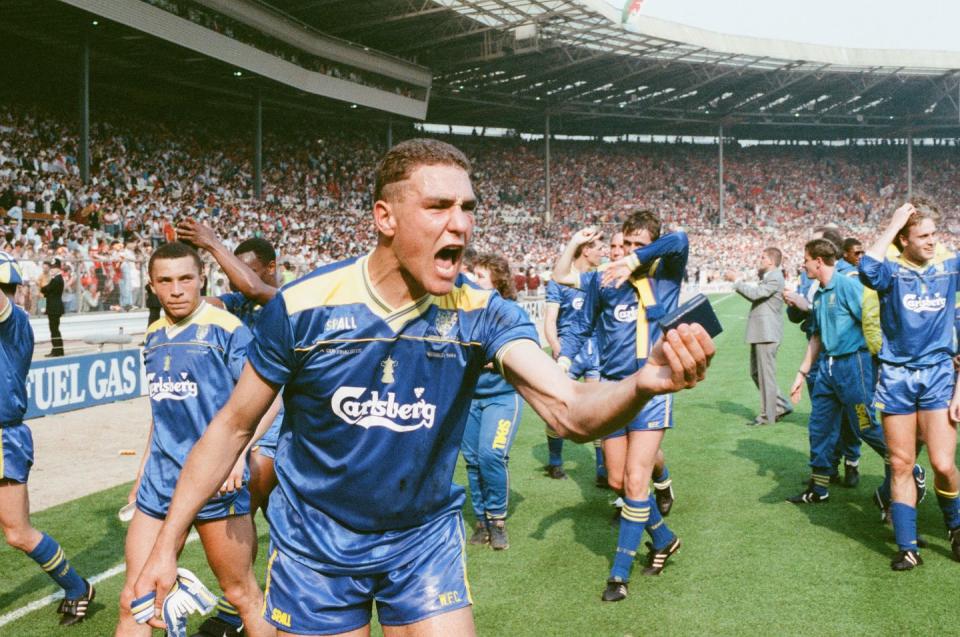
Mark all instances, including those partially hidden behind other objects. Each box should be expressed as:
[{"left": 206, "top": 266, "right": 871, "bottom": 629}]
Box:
[
  {"left": 501, "top": 324, "right": 714, "bottom": 443},
  {"left": 553, "top": 227, "right": 600, "bottom": 287},
  {"left": 866, "top": 203, "right": 915, "bottom": 262},
  {"left": 602, "top": 230, "right": 688, "bottom": 288},
  {"left": 178, "top": 218, "right": 278, "bottom": 306}
]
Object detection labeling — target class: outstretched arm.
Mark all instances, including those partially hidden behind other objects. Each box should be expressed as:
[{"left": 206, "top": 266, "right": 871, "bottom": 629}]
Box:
[
  {"left": 178, "top": 218, "right": 277, "bottom": 306},
  {"left": 501, "top": 324, "right": 714, "bottom": 443}
]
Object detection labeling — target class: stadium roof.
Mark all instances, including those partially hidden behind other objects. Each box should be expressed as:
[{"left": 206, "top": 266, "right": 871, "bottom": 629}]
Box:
[
  {"left": 268, "top": 0, "right": 960, "bottom": 139},
  {"left": 3, "top": 0, "right": 960, "bottom": 140}
]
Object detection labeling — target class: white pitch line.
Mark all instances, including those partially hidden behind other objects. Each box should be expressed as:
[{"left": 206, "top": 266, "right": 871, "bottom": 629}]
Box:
[{"left": 0, "top": 531, "right": 199, "bottom": 628}]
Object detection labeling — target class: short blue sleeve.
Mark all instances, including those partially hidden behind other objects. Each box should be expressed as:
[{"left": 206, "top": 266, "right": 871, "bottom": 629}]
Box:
[
  {"left": 247, "top": 294, "right": 297, "bottom": 386},
  {"left": 858, "top": 254, "right": 893, "bottom": 292},
  {"left": 224, "top": 324, "right": 253, "bottom": 383},
  {"left": 545, "top": 280, "right": 562, "bottom": 304},
  {"left": 481, "top": 294, "right": 540, "bottom": 362}
]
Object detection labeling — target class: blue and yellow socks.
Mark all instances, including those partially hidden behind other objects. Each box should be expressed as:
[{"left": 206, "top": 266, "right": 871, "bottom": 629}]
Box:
[
  {"left": 811, "top": 473, "right": 830, "bottom": 497},
  {"left": 27, "top": 533, "right": 86, "bottom": 599},
  {"left": 214, "top": 598, "right": 243, "bottom": 628},
  {"left": 609, "top": 497, "right": 649, "bottom": 581},
  {"left": 890, "top": 502, "right": 918, "bottom": 552},
  {"left": 935, "top": 487, "right": 960, "bottom": 530},
  {"left": 645, "top": 496, "right": 675, "bottom": 550}
]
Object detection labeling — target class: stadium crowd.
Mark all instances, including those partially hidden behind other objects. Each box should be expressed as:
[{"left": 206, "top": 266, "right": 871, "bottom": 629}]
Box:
[{"left": 2, "top": 102, "right": 960, "bottom": 315}]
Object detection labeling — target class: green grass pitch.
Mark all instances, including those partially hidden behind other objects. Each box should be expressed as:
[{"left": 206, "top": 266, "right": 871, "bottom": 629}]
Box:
[{"left": 1, "top": 294, "right": 957, "bottom": 636}]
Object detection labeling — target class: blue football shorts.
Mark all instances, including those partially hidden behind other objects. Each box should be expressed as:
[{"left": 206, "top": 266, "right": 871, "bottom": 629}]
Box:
[
  {"left": 0, "top": 424, "right": 34, "bottom": 483},
  {"left": 136, "top": 457, "right": 251, "bottom": 521},
  {"left": 874, "top": 358, "right": 955, "bottom": 415},
  {"left": 604, "top": 393, "right": 674, "bottom": 439},
  {"left": 566, "top": 340, "right": 600, "bottom": 381},
  {"left": 263, "top": 512, "right": 472, "bottom": 634}
]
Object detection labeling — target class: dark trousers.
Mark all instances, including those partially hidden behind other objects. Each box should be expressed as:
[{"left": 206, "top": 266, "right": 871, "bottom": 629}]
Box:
[{"left": 48, "top": 314, "right": 64, "bottom": 356}]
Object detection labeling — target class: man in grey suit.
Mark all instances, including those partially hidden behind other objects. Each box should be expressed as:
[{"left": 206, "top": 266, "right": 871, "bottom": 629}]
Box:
[{"left": 726, "top": 247, "right": 792, "bottom": 425}]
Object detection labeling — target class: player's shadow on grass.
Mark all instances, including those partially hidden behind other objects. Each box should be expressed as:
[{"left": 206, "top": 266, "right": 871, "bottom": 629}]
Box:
[
  {"left": 714, "top": 400, "right": 755, "bottom": 421},
  {"left": 0, "top": 501, "right": 123, "bottom": 620},
  {"left": 527, "top": 442, "right": 618, "bottom": 559},
  {"left": 731, "top": 437, "right": 891, "bottom": 558}
]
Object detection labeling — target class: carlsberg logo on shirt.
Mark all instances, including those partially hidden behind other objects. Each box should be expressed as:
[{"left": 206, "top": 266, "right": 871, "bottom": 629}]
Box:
[
  {"left": 147, "top": 372, "right": 199, "bottom": 401},
  {"left": 614, "top": 304, "right": 638, "bottom": 322},
  {"left": 332, "top": 387, "right": 437, "bottom": 432},
  {"left": 901, "top": 293, "right": 946, "bottom": 313}
]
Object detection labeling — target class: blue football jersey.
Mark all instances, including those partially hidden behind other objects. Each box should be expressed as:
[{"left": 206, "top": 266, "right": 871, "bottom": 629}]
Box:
[
  {"left": 0, "top": 301, "right": 34, "bottom": 426},
  {"left": 142, "top": 302, "right": 252, "bottom": 502},
  {"left": 247, "top": 255, "right": 538, "bottom": 571},
  {"left": 859, "top": 247, "right": 960, "bottom": 367},
  {"left": 577, "top": 231, "right": 688, "bottom": 380},
  {"left": 545, "top": 278, "right": 596, "bottom": 360}
]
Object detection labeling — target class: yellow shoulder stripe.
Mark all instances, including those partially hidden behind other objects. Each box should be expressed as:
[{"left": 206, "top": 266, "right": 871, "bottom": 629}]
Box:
[
  {"left": 194, "top": 304, "right": 244, "bottom": 333},
  {"left": 433, "top": 282, "right": 492, "bottom": 312},
  {"left": 283, "top": 260, "right": 369, "bottom": 316},
  {"left": 145, "top": 316, "right": 170, "bottom": 336}
]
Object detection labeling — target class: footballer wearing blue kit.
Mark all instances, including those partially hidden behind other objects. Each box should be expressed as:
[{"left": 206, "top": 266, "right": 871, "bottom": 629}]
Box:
[
  {"left": 554, "top": 211, "right": 687, "bottom": 602},
  {"left": 860, "top": 199, "right": 960, "bottom": 571},
  {"left": 116, "top": 242, "right": 272, "bottom": 637},
  {"left": 0, "top": 251, "right": 94, "bottom": 627},
  {"left": 131, "top": 140, "right": 716, "bottom": 637},
  {"left": 544, "top": 234, "right": 603, "bottom": 482}
]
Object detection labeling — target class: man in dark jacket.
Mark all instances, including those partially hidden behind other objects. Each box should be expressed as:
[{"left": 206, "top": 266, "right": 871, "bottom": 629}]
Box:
[{"left": 40, "top": 258, "right": 64, "bottom": 357}]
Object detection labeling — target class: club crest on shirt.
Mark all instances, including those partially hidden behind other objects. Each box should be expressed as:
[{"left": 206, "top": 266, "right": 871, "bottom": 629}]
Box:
[
  {"left": 196, "top": 324, "right": 209, "bottom": 340},
  {"left": 381, "top": 356, "right": 397, "bottom": 384},
  {"left": 571, "top": 297, "right": 584, "bottom": 311},
  {"left": 434, "top": 309, "right": 459, "bottom": 338}
]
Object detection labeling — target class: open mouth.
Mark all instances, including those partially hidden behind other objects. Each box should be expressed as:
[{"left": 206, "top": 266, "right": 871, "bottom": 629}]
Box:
[{"left": 435, "top": 245, "right": 464, "bottom": 277}]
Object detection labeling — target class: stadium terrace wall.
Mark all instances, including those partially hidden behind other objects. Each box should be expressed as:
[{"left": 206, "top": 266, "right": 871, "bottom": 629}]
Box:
[
  {"left": 24, "top": 349, "right": 147, "bottom": 419},
  {"left": 57, "top": 0, "right": 428, "bottom": 119}
]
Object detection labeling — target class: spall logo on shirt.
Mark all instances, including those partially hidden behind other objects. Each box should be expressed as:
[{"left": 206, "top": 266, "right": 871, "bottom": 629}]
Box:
[
  {"left": 146, "top": 372, "right": 199, "bottom": 401},
  {"left": 901, "top": 293, "right": 946, "bottom": 313},
  {"left": 331, "top": 386, "right": 437, "bottom": 432}
]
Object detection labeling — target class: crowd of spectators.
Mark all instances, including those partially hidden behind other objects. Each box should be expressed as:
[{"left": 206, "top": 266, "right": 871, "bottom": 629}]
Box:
[{"left": 2, "top": 101, "right": 959, "bottom": 316}]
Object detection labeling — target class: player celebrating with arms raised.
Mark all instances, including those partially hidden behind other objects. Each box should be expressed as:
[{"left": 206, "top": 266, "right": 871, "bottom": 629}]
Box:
[
  {"left": 131, "top": 139, "right": 714, "bottom": 637},
  {"left": 859, "top": 199, "right": 960, "bottom": 570}
]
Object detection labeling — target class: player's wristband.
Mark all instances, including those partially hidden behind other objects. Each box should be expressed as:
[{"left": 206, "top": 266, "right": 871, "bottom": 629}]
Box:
[{"left": 798, "top": 369, "right": 808, "bottom": 377}]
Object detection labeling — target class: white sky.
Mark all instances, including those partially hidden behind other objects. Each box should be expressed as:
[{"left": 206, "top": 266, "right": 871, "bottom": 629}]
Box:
[{"left": 601, "top": 0, "right": 960, "bottom": 52}]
